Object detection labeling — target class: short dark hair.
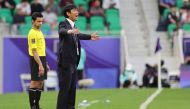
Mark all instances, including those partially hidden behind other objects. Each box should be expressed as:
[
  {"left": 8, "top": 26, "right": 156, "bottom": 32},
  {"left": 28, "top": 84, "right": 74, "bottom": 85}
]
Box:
[
  {"left": 32, "top": 12, "right": 43, "bottom": 21},
  {"left": 63, "top": 4, "right": 77, "bottom": 18}
]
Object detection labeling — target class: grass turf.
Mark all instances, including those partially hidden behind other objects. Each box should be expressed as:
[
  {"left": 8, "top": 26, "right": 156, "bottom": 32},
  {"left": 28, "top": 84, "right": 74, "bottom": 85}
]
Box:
[
  {"left": 0, "top": 88, "right": 189, "bottom": 109},
  {"left": 147, "top": 89, "right": 190, "bottom": 109}
]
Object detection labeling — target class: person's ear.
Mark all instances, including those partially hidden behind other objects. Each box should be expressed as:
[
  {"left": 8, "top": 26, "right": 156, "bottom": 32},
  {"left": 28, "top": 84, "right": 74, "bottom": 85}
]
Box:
[{"left": 66, "top": 12, "right": 70, "bottom": 17}]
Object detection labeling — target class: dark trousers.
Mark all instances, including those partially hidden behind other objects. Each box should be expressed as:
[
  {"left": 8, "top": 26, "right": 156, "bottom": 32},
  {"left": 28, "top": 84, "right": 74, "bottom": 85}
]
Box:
[
  {"left": 77, "top": 69, "right": 84, "bottom": 89},
  {"left": 56, "top": 64, "right": 77, "bottom": 109},
  {"left": 77, "top": 69, "right": 83, "bottom": 81}
]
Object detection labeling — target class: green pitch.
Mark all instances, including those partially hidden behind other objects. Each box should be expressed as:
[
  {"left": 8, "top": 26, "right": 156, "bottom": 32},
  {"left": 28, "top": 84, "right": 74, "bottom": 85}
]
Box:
[{"left": 0, "top": 89, "right": 189, "bottom": 109}]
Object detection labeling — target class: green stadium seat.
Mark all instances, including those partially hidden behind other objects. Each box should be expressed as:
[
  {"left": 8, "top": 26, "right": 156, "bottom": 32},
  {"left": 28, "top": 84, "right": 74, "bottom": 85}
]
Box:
[
  {"left": 163, "top": 8, "right": 180, "bottom": 19},
  {"left": 176, "top": 0, "right": 184, "bottom": 8},
  {"left": 19, "top": 23, "right": 51, "bottom": 36},
  {"left": 19, "top": 24, "right": 31, "bottom": 36},
  {"left": 167, "top": 24, "right": 176, "bottom": 33},
  {"left": 74, "top": 0, "right": 85, "bottom": 4},
  {"left": 55, "top": 16, "right": 65, "bottom": 30},
  {"left": 90, "top": 16, "right": 105, "bottom": 31},
  {"left": 75, "top": 16, "right": 87, "bottom": 31},
  {"left": 54, "top": 0, "right": 60, "bottom": 4},
  {"left": 163, "top": 8, "right": 170, "bottom": 19},
  {"left": 41, "top": 23, "right": 51, "bottom": 35},
  {"left": 105, "top": 9, "right": 119, "bottom": 18},
  {"left": 0, "top": 8, "right": 13, "bottom": 24},
  {"left": 57, "top": 16, "right": 65, "bottom": 24},
  {"left": 105, "top": 9, "right": 121, "bottom": 31},
  {"left": 182, "top": 24, "right": 190, "bottom": 32},
  {"left": 74, "top": 0, "right": 88, "bottom": 10},
  {"left": 167, "top": 24, "right": 176, "bottom": 39},
  {"left": 14, "top": 0, "right": 21, "bottom": 5},
  {"left": 106, "top": 15, "right": 121, "bottom": 31},
  {"left": 25, "top": 16, "right": 32, "bottom": 24},
  {"left": 109, "top": 23, "right": 121, "bottom": 31}
]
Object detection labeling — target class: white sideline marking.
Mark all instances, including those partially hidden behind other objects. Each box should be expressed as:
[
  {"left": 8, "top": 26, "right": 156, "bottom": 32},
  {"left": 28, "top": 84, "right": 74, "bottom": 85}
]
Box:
[
  {"left": 79, "top": 100, "right": 100, "bottom": 109},
  {"left": 139, "top": 89, "right": 163, "bottom": 109}
]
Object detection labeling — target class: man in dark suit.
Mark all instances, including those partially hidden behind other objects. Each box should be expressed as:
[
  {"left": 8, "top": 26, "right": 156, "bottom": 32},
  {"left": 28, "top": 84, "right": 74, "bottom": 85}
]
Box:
[{"left": 56, "top": 4, "right": 99, "bottom": 109}]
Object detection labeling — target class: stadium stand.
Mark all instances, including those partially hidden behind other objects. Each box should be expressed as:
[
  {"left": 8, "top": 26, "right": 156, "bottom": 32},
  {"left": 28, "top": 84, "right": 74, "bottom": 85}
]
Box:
[
  {"left": 0, "top": 0, "right": 121, "bottom": 36},
  {"left": 19, "top": 23, "right": 31, "bottom": 35},
  {"left": 90, "top": 16, "right": 105, "bottom": 31},
  {"left": 0, "top": 0, "right": 189, "bottom": 97},
  {"left": 75, "top": 16, "right": 87, "bottom": 31},
  {"left": 24, "top": 16, "right": 32, "bottom": 24},
  {"left": 0, "top": 8, "right": 13, "bottom": 24}
]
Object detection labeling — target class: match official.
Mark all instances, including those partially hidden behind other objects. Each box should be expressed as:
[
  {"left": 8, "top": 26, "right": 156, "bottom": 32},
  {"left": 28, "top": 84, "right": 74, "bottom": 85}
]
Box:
[{"left": 27, "top": 12, "right": 49, "bottom": 109}]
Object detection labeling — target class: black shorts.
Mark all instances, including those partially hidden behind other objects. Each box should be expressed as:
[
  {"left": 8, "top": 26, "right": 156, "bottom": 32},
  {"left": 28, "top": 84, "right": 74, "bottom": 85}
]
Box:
[{"left": 30, "top": 56, "right": 47, "bottom": 81}]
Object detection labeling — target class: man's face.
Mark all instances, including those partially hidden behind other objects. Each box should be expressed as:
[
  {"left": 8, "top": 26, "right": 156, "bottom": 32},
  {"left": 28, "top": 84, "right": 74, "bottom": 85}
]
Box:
[
  {"left": 79, "top": 6, "right": 84, "bottom": 11},
  {"left": 48, "top": 0, "right": 54, "bottom": 3},
  {"left": 171, "top": 7, "right": 176, "bottom": 13},
  {"left": 67, "top": 9, "right": 79, "bottom": 22},
  {"left": 33, "top": 17, "right": 43, "bottom": 28},
  {"left": 185, "top": 1, "right": 189, "bottom": 6},
  {"left": 34, "top": 0, "right": 40, "bottom": 3}
]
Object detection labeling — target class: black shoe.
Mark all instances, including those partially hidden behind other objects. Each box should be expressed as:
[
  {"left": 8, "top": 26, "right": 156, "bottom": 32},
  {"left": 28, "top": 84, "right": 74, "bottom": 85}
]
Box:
[
  {"left": 31, "top": 106, "right": 42, "bottom": 109},
  {"left": 31, "top": 106, "right": 37, "bottom": 109}
]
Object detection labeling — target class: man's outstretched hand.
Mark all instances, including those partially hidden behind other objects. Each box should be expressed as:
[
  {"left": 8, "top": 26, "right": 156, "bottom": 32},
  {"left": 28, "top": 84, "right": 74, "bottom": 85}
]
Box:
[{"left": 91, "top": 32, "right": 99, "bottom": 40}]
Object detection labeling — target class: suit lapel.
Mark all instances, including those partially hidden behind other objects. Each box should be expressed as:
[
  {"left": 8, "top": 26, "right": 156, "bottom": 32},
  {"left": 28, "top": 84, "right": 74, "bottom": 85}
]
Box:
[{"left": 65, "top": 19, "right": 72, "bottom": 29}]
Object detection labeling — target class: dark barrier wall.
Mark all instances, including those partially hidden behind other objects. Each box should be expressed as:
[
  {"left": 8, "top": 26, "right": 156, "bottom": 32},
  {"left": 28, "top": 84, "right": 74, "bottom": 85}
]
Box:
[{"left": 3, "top": 37, "right": 120, "bottom": 93}]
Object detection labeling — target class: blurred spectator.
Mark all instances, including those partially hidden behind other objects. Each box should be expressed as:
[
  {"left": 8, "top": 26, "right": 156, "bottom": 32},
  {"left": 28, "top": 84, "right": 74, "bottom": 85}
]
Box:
[
  {"left": 89, "top": 0, "right": 104, "bottom": 17},
  {"left": 42, "top": 4, "right": 57, "bottom": 31},
  {"left": 120, "top": 64, "right": 138, "bottom": 88},
  {"left": 0, "top": 0, "right": 3, "bottom": 8},
  {"left": 31, "top": 0, "right": 44, "bottom": 15},
  {"left": 157, "top": 3, "right": 186, "bottom": 31},
  {"left": 180, "top": 8, "right": 190, "bottom": 25},
  {"left": 39, "top": 0, "right": 48, "bottom": 7},
  {"left": 142, "top": 60, "right": 170, "bottom": 88},
  {"left": 89, "top": 0, "right": 102, "bottom": 8},
  {"left": 77, "top": 48, "right": 86, "bottom": 89},
  {"left": 11, "top": 0, "right": 31, "bottom": 34},
  {"left": 60, "top": 0, "right": 73, "bottom": 9},
  {"left": 47, "top": 0, "right": 60, "bottom": 15},
  {"left": 160, "top": 60, "right": 170, "bottom": 88},
  {"left": 158, "top": 0, "right": 176, "bottom": 15},
  {"left": 103, "top": 0, "right": 120, "bottom": 10},
  {"left": 13, "top": 0, "right": 31, "bottom": 24},
  {"left": 167, "top": 6, "right": 180, "bottom": 29},
  {"left": 181, "top": 0, "right": 190, "bottom": 10},
  {"left": 0, "top": 0, "right": 16, "bottom": 14},
  {"left": 78, "top": 4, "right": 90, "bottom": 18},
  {"left": 142, "top": 63, "right": 158, "bottom": 87}
]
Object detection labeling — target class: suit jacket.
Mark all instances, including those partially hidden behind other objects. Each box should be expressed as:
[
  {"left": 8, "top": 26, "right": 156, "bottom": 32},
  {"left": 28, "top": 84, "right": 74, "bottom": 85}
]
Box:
[{"left": 58, "top": 19, "right": 91, "bottom": 67}]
